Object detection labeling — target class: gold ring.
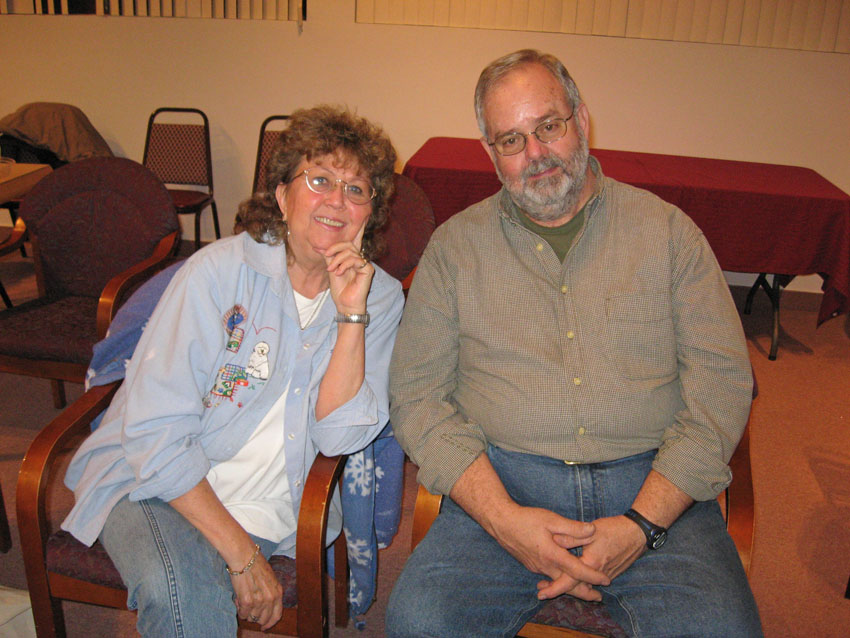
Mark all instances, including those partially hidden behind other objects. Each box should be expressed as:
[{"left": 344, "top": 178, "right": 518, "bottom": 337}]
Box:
[
  {"left": 359, "top": 259, "right": 368, "bottom": 269},
  {"left": 249, "top": 615, "right": 260, "bottom": 623}
]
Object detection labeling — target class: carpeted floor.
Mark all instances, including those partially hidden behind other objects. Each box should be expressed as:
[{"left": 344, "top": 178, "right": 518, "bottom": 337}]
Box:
[{"left": 2, "top": 243, "right": 849, "bottom": 637}]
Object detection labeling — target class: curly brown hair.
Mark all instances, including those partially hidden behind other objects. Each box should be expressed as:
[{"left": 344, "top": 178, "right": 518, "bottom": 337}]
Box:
[{"left": 237, "top": 105, "right": 397, "bottom": 260}]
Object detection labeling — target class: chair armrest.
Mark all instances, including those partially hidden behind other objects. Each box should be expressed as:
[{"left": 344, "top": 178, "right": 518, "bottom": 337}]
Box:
[
  {"left": 411, "top": 484, "right": 443, "bottom": 552},
  {"left": 16, "top": 381, "right": 121, "bottom": 614},
  {"left": 401, "top": 266, "right": 417, "bottom": 295},
  {"left": 17, "top": 382, "right": 121, "bottom": 549},
  {"left": 726, "top": 424, "right": 754, "bottom": 575},
  {"left": 96, "top": 230, "right": 179, "bottom": 339},
  {"left": 291, "top": 453, "right": 347, "bottom": 633},
  {"left": 0, "top": 217, "right": 27, "bottom": 257}
]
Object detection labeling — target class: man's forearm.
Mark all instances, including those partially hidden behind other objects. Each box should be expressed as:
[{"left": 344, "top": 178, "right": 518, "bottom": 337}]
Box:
[
  {"left": 629, "top": 469, "right": 694, "bottom": 528},
  {"left": 448, "top": 453, "right": 519, "bottom": 536}
]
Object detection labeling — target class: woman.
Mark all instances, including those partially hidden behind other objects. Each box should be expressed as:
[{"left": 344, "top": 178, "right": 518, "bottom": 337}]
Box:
[{"left": 62, "top": 105, "right": 404, "bottom": 636}]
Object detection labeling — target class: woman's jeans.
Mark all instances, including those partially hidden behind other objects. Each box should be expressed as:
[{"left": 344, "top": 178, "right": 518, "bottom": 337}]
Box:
[
  {"left": 100, "top": 495, "right": 279, "bottom": 638},
  {"left": 386, "top": 445, "right": 763, "bottom": 638}
]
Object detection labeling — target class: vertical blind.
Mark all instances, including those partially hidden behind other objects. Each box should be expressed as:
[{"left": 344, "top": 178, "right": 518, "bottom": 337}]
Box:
[
  {"left": 355, "top": 0, "right": 850, "bottom": 53},
  {"left": 1, "top": 0, "right": 302, "bottom": 19}
]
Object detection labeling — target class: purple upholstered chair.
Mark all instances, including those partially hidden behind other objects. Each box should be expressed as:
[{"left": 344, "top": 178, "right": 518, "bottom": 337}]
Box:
[
  {"left": 0, "top": 157, "right": 179, "bottom": 407},
  {"left": 374, "top": 173, "right": 436, "bottom": 287}
]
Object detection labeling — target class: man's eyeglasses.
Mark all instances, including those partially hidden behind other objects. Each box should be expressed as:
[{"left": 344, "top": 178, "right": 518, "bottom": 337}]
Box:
[
  {"left": 295, "top": 167, "right": 376, "bottom": 205},
  {"left": 487, "top": 114, "right": 575, "bottom": 156}
]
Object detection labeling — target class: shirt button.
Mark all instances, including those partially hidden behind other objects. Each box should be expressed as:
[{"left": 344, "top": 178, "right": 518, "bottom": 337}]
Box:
[
  {"left": 288, "top": 433, "right": 296, "bottom": 440},
  {"left": 560, "top": 284, "right": 568, "bottom": 294},
  {"left": 578, "top": 427, "right": 586, "bottom": 435},
  {"left": 303, "top": 343, "right": 311, "bottom": 350},
  {"left": 566, "top": 331, "right": 575, "bottom": 339},
  {"left": 295, "top": 480, "right": 302, "bottom": 487},
  {"left": 293, "top": 387, "right": 301, "bottom": 395},
  {"left": 573, "top": 377, "right": 582, "bottom": 386},
  {"left": 536, "top": 243, "right": 544, "bottom": 251}
]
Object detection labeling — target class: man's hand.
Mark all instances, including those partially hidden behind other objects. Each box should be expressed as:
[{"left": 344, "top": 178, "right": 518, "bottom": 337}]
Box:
[
  {"left": 449, "top": 454, "right": 610, "bottom": 602},
  {"left": 543, "top": 514, "right": 645, "bottom": 600},
  {"left": 492, "top": 504, "right": 610, "bottom": 602}
]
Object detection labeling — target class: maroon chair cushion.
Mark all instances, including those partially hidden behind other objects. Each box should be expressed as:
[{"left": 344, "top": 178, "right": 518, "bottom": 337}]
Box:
[
  {"left": 530, "top": 595, "right": 628, "bottom": 637},
  {"left": 167, "top": 188, "right": 213, "bottom": 213},
  {"left": 46, "top": 531, "right": 124, "bottom": 589},
  {"left": 46, "top": 531, "right": 299, "bottom": 608},
  {"left": 17, "top": 157, "right": 179, "bottom": 298},
  {"left": 0, "top": 295, "right": 99, "bottom": 363},
  {"left": 374, "top": 174, "right": 436, "bottom": 282}
]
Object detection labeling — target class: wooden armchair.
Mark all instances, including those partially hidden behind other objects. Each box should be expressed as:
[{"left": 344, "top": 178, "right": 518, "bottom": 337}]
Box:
[
  {"left": 16, "top": 381, "right": 350, "bottom": 638},
  {"left": 0, "top": 157, "right": 179, "bottom": 408},
  {"left": 410, "top": 426, "right": 755, "bottom": 638}
]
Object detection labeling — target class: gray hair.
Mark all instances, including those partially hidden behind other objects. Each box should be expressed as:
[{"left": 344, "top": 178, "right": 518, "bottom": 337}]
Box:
[{"left": 474, "top": 49, "right": 583, "bottom": 137}]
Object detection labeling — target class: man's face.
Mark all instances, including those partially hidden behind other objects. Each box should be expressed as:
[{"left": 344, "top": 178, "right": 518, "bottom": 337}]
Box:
[{"left": 480, "top": 63, "right": 591, "bottom": 225}]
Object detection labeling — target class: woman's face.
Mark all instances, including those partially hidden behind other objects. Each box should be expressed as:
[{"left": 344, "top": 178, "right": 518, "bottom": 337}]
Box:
[{"left": 276, "top": 153, "right": 373, "bottom": 269}]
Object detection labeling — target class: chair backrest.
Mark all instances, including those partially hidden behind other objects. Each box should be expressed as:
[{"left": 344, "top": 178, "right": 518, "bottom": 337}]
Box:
[
  {"left": 143, "top": 107, "right": 213, "bottom": 188},
  {"left": 252, "top": 115, "right": 290, "bottom": 194},
  {"left": 374, "top": 173, "right": 436, "bottom": 283},
  {"left": 17, "top": 157, "right": 179, "bottom": 299}
]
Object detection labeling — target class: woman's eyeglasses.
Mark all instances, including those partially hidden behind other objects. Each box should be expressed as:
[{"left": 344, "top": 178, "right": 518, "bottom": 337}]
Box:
[{"left": 295, "top": 167, "right": 376, "bottom": 205}]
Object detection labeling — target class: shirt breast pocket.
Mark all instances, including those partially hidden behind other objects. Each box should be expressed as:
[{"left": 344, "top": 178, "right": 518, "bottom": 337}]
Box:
[{"left": 604, "top": 293, "right": 677, "bottom": 380}]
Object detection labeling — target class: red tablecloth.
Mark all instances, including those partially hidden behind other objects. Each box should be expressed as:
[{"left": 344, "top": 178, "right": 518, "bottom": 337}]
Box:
[{"left": 403, "top": 137, "right": 850, "bottom": 325}]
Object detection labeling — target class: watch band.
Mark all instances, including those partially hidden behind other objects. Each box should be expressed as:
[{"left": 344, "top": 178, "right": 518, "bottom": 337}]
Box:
[
  {"left": 335, "top": 312, "right": 370, "bottom": 327},
  {"left": 624, "top": 508, "right": 668, "bottom": 550}
]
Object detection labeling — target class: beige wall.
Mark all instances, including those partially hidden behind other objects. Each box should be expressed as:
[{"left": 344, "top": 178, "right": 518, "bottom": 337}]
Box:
[{"left": 2, "top": 0, "right": 848, "bottom": 293}]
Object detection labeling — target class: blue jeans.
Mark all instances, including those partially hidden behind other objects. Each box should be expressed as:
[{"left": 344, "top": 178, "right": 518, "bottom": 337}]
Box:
[
  {"left": 100, "top": 495, "right": 279, "bottom": 638},
  {"left": 386, "top": 446, "right": 763, "bottom": 638}
]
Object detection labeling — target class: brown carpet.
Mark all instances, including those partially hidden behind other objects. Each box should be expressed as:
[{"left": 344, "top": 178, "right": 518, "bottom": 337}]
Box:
[{"left": 2, "top": 244, "right": 849, "bottom": 637}]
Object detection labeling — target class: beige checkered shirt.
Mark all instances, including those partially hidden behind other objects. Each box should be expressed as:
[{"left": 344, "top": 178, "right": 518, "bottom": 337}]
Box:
[{"left": 389, "top": 159, "right": 753, "bottom": 502}]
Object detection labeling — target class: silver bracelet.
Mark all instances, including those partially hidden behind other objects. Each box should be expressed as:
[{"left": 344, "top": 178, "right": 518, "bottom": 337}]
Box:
[{"left": 335, "top": 312, "right": 370, "bottom": 327}]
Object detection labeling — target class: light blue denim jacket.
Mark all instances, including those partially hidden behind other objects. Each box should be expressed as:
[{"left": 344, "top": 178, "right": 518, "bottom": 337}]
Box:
[{"left": 62, "top": 232, "right": 404, "bottom": 550}]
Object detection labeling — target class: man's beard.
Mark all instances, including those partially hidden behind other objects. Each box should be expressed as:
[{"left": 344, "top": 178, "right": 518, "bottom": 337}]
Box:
[{"left": 497, "top": 129, "right": 590, "bottom": 224}]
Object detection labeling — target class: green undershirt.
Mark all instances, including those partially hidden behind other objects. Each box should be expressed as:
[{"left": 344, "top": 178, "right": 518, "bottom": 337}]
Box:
[{"left": 517, "top": 204, "right": 587, "bottom": 262}]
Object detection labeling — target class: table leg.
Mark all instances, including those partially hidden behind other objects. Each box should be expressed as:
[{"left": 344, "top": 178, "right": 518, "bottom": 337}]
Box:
[{"left": 743, "top": 273, "right": 787, "bottom": 360}]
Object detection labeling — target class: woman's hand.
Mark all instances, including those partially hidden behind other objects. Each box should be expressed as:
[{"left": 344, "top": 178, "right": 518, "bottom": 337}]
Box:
[
  {"left": 323, "top": 225, "right": 374, "bottom": 314},
  {"left": 230, "top": 552, "right": 284, "bottom": 630}
]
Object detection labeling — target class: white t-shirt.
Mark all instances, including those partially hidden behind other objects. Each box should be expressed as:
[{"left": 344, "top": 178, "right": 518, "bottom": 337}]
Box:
[{"left": 207, "top": 288, "right": 329, "bottom": 542}]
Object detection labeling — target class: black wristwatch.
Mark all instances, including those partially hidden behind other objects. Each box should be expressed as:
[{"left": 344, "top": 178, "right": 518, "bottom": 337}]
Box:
[{"left": 624, "top": 508, "right": 668, "bottom": 550}]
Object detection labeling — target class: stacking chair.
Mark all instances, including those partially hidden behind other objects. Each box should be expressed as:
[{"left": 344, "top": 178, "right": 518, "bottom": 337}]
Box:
[
  {"left": 0, "top": 157, "right": 179, "bottom": 408},
  {"left": 16, "top": 381, "right": 349, "bottom": 638},
  {"left": 410, "top": 425, "right": 755, "bottom": 638},
  {"left": 143, "top": 107, "right": 220, "bottom": 252},
  {"left": 252, "top": 114, "right": 291, "bottom": 194}
]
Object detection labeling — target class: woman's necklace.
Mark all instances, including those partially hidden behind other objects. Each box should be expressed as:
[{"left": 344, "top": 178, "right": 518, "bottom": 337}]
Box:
[{"left": 297, "top": 288, "right": 330, "bottom": 329}]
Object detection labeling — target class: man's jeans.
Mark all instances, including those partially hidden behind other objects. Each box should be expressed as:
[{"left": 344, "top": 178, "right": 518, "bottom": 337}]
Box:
[
  {"left": 386, "top": 446, "right": 763, "bottom": 638},
  {"left": 101, "top": 495, "right": 278, "bottom": 638}
]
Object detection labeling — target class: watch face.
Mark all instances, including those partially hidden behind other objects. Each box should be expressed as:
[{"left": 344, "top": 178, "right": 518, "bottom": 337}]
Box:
[{"left": 649, "top": 530, "right": 668, "bottom": 550}]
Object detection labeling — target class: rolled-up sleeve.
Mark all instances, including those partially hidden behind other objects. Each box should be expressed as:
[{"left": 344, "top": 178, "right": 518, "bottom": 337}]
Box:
[
  {"left": 653, "top": 225, "right": 754, "bottom": 501},
  {"left": 119, "top": 261, "right": 224, "bottom": 503}
]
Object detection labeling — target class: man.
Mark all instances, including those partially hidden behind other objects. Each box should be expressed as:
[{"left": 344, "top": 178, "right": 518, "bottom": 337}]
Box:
[{"left": 386, "top": 49, "right": 762, "bottom": 637}]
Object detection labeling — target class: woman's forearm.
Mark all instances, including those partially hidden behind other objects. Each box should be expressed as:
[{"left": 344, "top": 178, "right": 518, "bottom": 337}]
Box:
[
  {"left": 168, "top": 479, "right": 257, "bottom": 571},
  {"left": 315, "top": 322, "right": 366, "bottom": 421}
]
